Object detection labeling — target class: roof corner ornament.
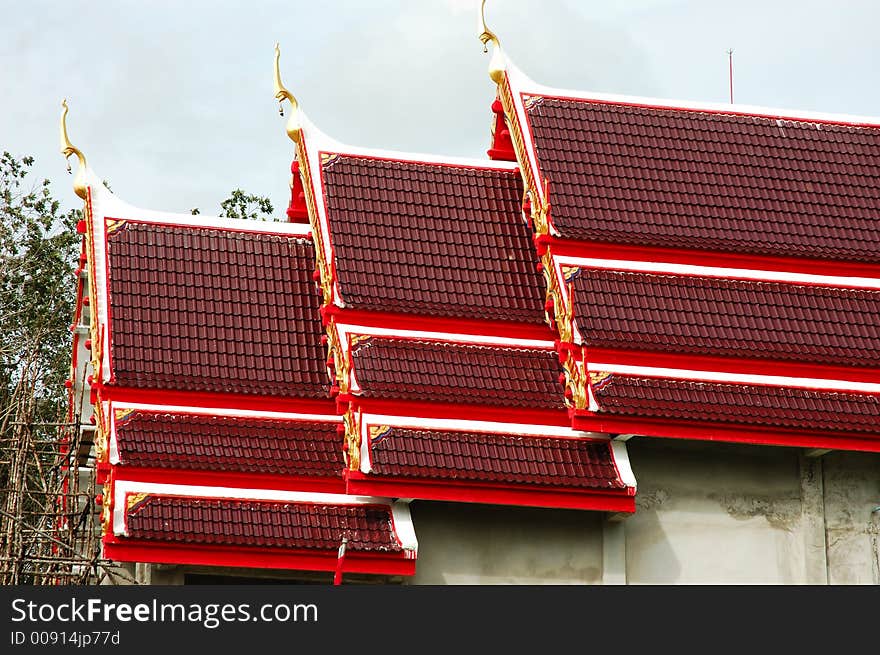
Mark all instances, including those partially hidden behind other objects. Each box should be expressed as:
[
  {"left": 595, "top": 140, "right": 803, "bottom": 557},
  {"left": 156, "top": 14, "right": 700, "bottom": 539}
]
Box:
[
  {"left": 478, "top": 0, "right": 506, "bottom": 84},
  {"left": 60, "top": 99, "right": 88, "bottom": 199},
  {"left": 274, "top": 43, "right": 303, "bottom": 145}
]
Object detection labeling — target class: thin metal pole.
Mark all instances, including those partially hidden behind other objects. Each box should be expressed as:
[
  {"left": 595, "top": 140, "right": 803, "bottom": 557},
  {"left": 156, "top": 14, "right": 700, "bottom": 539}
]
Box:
[{"left": 727, "top": 48, "right": 734, "bottom": 104}]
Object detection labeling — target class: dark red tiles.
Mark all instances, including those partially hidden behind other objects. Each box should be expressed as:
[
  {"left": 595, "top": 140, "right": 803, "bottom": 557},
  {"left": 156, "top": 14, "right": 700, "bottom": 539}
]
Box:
[
  {"left": 527, "top": 97, "right": 880, "bottom": 262},
  {"left": 126, "top": 496, "right": 402, "bottom": 552},
  {"left": 106, "top": 222, "right": 328, "bottom": 397},
  {"left": 321, "top": 156, "right": 546, "bottom": 323},
  {"left": 351, "top": 337, "right": 566, "bottom": 410},
  {"left": 592, "top": 374, "right": 880, "bottom": 433},
  {"left": 114, "top": 411, "right": 341, "bottom": 478},
  {"left": 369, "top": 427, "right": 625, "bottom": 489},
  {"left": 572, "top": 269, "right": 880, "bottom": 368}
]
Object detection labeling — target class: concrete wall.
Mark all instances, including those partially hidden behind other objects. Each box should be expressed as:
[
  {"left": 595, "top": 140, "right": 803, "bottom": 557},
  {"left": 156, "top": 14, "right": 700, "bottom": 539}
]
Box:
[
  {"left": 406, "top": 501, "right": 604, "bottom": 585},
  {"left": 133, "top": 439, "right": 879, "bottom": 585}
]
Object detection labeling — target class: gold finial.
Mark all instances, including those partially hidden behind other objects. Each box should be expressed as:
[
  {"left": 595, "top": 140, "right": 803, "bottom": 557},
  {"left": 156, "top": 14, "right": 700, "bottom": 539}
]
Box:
[
  {"left": 60, "top": 99, "right": 88, "bottom": 199},
  {"left": 478, "top": 0, "right": 500, "bottom": 52},
  {"left": 273, "top": 42, "right": 302, "bottom": 144},
  {"left": 478, "top": 0, "right": 505, "bottom": 84}
]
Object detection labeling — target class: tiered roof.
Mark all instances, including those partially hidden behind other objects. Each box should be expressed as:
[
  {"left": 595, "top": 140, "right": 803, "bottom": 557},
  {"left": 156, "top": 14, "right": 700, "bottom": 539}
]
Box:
[
  {"left": 481, "top": 39, "right": 880, "bottom": 451},
  {"left": 62, "top": 10, "right": 880, "bottom": 579}
]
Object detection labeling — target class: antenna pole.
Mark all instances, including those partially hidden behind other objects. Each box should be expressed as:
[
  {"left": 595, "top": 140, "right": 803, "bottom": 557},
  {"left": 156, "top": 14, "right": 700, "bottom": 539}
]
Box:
[{"left": 727, "top": 48, "right": 734, "bottom": 104}]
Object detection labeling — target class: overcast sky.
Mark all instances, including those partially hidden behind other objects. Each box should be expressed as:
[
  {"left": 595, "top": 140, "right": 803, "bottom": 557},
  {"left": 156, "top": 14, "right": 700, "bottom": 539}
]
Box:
[{"left": 2, "top": 0, "right": 878, "bottom": 217}]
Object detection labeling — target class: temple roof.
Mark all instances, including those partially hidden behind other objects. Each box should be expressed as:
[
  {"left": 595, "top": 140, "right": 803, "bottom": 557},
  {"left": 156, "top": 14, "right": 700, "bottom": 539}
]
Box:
[
  {"left": 591, "top": 374, "right": 880, "bottom": 434},
  {"left": 320, "top": 154, "right": 545, "bottom": 323},
  {"left": 523, "top": 95, "right": 880, "bottom": 261},
  {"left": 367, "top": 427, "right": 626, "bottom": 490},
  {"left": 104, "top": 220, "right": 327, "bottom": 398},
  {"left": 113, "top": 409, "right": 342, "bottom": 478},
  {"left": 350, "top": 337, "right": 565, "bottom": 410},
  {"left": 571, "top": 269, "right": 880, "bottom": 368},
  {"left": 125, "top": 495, "right": 404, "bottom": 552}
]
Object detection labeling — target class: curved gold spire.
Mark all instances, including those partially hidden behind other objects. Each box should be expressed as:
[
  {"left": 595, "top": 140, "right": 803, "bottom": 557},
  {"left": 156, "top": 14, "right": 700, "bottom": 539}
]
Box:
[
  {"left": 60, "top": 99, "right": 88, "bottom": 199},
  {"left": 478, "top": 0, "right": 500, "bottom": 51},
  {"left": 273, "top": 42, "right": 302, "bottom": 145},
  {"left": 477, "top": 0, "right": 505, "bottom": 84}
]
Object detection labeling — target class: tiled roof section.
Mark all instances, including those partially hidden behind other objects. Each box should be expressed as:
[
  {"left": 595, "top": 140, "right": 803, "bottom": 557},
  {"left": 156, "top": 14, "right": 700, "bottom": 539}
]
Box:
[
  {"left": 526, "top": 97, "right": 880, "bottom": 262},
  {"left": 573, "top": 270, "right": 880, "bottom": 368},
  {"left": 114, "top": 411, "right": 341, "bottom": 477},
  {"left": 351, "top": 338, "right": 566, "bottom": 410},
  {"left": 592, "top": 374, "right": 880, "bottom": 433},
  {"left": 126, "top": 496, "right": 403, "bottom": 552},
  {"left": 106, "top": 222, "right": 327, "bottom": 397},
  {"left": 321, "top": 156, "right": 546, "bottom": 323},
  {"left": 369, "top": 427, "right": 625, "bottom": 489}
]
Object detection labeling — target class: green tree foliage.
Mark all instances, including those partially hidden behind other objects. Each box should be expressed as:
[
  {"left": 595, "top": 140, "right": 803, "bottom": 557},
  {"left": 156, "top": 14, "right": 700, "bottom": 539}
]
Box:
[
  {"left": 0, "top": 152, "right": 79, "bottom": 414},
  {"left": 191, "top": 188, "right": 275, "bottom": 221}
]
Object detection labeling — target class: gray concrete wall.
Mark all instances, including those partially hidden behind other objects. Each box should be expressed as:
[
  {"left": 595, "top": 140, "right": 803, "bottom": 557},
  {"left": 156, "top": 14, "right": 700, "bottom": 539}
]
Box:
[
  {"left": 822, "top": 451, "right": 880, "bottom": 584},
  {"left": 406, "top": 501, "right": 604, "bottom": 584}
]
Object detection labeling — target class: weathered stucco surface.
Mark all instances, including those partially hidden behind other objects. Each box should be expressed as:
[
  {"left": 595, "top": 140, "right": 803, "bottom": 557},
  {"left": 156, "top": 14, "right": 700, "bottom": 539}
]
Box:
[{"left": 407, "top": 501, "right": 604, "bottom": 585}]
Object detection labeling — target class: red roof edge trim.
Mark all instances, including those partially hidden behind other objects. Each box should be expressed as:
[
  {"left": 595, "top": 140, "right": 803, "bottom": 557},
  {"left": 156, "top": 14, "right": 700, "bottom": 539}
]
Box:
[
  {"left": 547, "top": 239, "right": 880, "bottom": 282},
  {"left": 98, "top": 387, "right": 337, "bottom": 415},
  {"left": 102, "top": 539, "right": 415, "bottom": 576},
  {"left": 110, "top": 468, "right": 345, "bottom": 495},
  {"left": 526, "top": 90, "right": 880, "bottom": 130},
  {"left": 328, "top": 309, "right": 556, "bottom": 341},
  {"left": 587, "top": 350, "right": 880, "bottom": 387},
  {"left": 571, "top": 412, "right": 880, "bottom": 453},
  {"left": 349, "top": 399, "right": 571, "bottom": 427},
  {"left": 346, "top": 471, "right": 635, "bottom": 513}
]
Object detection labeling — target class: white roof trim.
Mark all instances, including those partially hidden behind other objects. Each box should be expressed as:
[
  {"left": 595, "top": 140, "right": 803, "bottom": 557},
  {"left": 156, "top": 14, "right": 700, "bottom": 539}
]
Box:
[
  {"left": 360, "top": 413, "right": 608, "bottom": 440},
  {"left": 107, "top": 400, "right": 342, "bottom": 423},
  {"left": 610, "top": 441, "right": 637, "bottom": 489},
  {"left": 86, "top": 174, "right": 112, "bottom": 384},
  {"left": 111, "top": 478, "right": 392, "bottom": 537},
  {"left": 297, "top": 104, "right": 517, "bottom": 171},
  {"left": 87, "top": 172, "right": 310, "bottom": 236},
  {"left": 516, "top": 76, "right": 880, "bottom": 128},
  {"left": 553, "top": 255, "right": 880, "bottom": 290},
  {"left": 390, "top": 502, "right": 418, "bottom": 555},
  {"left": 589, "top": 363, "right": 880, "bottom": 394},
  {"left": 335, "top": 323, "right": 555, "bottom": 350}
]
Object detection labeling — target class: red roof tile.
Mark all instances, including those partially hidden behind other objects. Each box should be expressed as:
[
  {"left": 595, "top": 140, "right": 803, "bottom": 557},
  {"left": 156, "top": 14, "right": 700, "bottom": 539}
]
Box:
[
  {"left": 526, "top": 97, "right": 880, "bottom": 262},
  {"left": 572, "top": 269, "right": 880, "bottom": 368},
  {"left": 126, "top": 495, "right": 402, "bottom": 552},
  {"left": 368, "top": 427, "right": 625, "bottom": 489},
  {"left": 592, "top": 374, "right": 880, "bottom": 433},
  {"left": 351, "top": 337, "right": 565, "bottom": 410},
  {"left": 114, "top": 411, "right": 341, "bottom": 477},
  {"left": 321, "top": 156, "right": 546, "bottom": 323},
  {"left": 106, "top": 222, "right": 328, "bottom": 397}
]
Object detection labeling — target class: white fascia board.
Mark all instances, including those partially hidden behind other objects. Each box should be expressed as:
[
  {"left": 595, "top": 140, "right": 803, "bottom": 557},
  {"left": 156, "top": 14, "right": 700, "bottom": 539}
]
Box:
[
  {"left": 589, "top": 363, "right": 880, "bottom": 394},
  {"left": 88, "top": 175, "right": 310, "bottom": 237},
  {"left": 86, "top": 174, "right": 112, "bottom": 383},
  {"left": 111, "top": 479, "right": 392, "bottom": 537},
  {"left": 335, "top": 323, "right": 555, "bottom": 350},
  {"left": 359, "top": 413, "right": 372, "bottom": 474},
  {"left": 515, "top": 75, "right": 880, "bottom": 128},
  {"left": 390, "top": 501, "right": 418, "bottom": 555},
  {"left": 610, "top": 441, "right": 637, "bottom": 490},
  {"left": 107, "top": 400, "right": 342, "bottom": 423},
  {"left": 321, "top": 145, "right": 519, "bottom": 171},
  {"left": 553, "top": 255, "right": 880, "bottom": 290},
  {"left": 360, "top": 413, "right": 609, "bottom": 441},
  {"left": 297, "top": 114, "right": 345, "bottom": 308}
]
